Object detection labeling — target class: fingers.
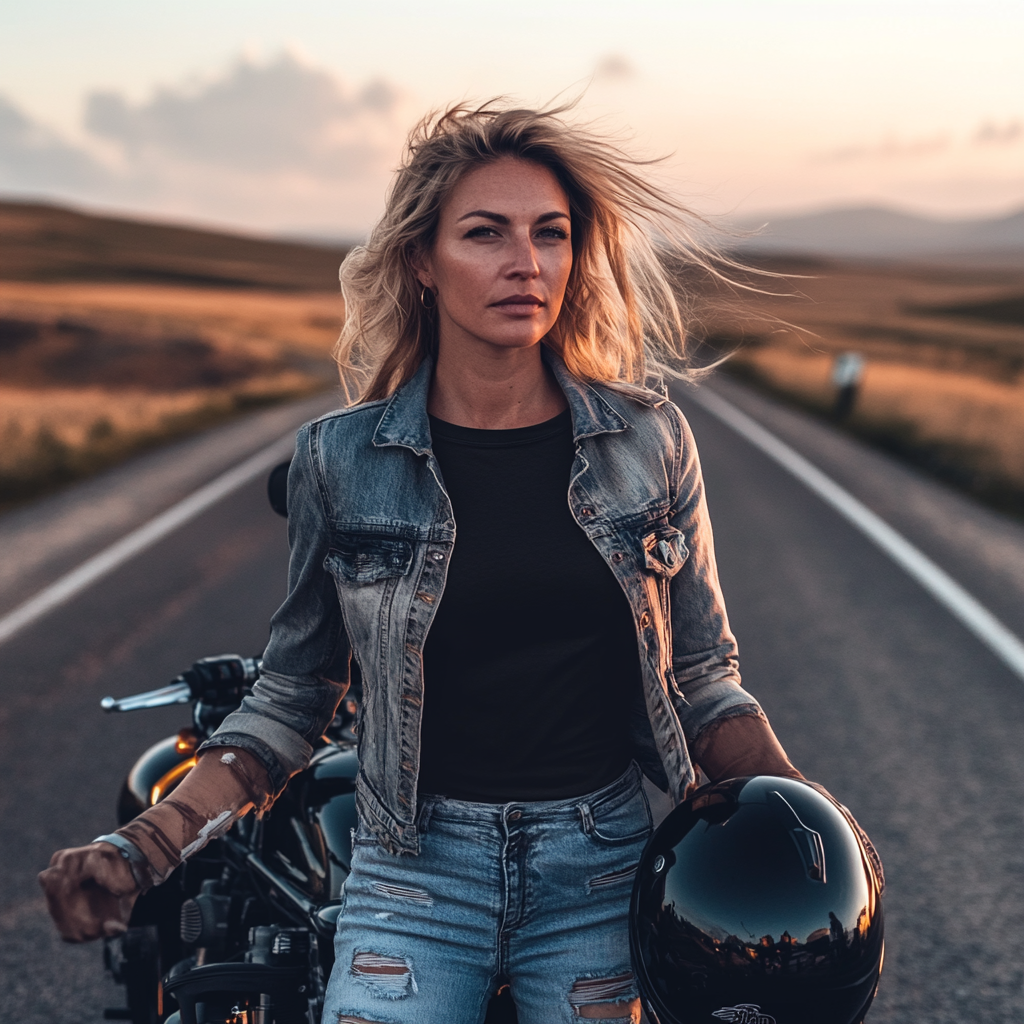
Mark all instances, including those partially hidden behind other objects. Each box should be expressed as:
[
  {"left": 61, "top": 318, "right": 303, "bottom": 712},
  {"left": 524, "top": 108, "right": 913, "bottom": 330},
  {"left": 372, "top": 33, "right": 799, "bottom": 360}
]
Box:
[
  {"left": 38, "top": 843, "right": 140, "bottom": 943},
  {"left": 804, "top": 782, "right": 886, "bottom": 895}
]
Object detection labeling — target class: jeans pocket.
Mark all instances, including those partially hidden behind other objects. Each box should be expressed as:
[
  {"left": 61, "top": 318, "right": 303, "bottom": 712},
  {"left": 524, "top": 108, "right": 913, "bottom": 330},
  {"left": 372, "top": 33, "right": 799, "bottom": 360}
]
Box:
[{"left": 581, "top": 788, "right": 653, "bottom": 846}]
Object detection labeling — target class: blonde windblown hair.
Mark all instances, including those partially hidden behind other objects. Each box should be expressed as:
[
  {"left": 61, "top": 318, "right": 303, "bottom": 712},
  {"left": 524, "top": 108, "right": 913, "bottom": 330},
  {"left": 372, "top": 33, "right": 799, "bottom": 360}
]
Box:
[{"left": 336, "top": 100, "right": 729, "bottom": 403}]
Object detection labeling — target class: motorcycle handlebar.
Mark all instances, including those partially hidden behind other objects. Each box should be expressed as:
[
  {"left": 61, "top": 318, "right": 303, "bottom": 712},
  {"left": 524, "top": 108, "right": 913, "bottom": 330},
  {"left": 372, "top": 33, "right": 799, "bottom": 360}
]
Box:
[
  {"left": 100, "top": 654, "right": 261, "bottom": 713},
  {"left": 101, "top": 681, "right": 192, "bottom": 712}
]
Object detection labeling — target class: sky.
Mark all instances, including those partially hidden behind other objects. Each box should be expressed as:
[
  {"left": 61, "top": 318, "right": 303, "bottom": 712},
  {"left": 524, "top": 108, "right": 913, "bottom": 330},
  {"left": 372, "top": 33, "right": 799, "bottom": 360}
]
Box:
[{"left": 1, "top": 0, "right": 1022, "bottom": 238}]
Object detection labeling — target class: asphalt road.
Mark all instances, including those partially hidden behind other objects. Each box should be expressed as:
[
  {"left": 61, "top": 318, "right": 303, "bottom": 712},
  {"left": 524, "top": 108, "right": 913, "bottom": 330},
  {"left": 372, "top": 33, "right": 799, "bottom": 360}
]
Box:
[{"left": 1, "top": 379, "right": 1023, "bottom": 1023}]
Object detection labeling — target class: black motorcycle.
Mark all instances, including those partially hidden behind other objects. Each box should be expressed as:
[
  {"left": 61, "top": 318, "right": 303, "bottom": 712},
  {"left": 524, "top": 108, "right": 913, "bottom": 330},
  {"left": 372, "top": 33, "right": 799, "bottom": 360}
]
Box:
[
  {"left": 101, "top": 653, "right": 518, "bottom": 1024},
  {"left": 99, "top": 463, "right": 517, "bottom": 1024}
]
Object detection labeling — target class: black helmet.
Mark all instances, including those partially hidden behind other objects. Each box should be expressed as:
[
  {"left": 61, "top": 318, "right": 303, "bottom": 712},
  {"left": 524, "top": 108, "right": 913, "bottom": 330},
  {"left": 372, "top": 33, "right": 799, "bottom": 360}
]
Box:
[{"left": 630, "top": 776, "right": 883, "bottom": 1024}]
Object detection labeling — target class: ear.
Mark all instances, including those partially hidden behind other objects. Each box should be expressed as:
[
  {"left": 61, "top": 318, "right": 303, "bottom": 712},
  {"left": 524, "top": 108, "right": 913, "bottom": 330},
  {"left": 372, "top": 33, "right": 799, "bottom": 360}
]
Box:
[{"left": 408, "top": 245, "right": 435, "bottom": 290}]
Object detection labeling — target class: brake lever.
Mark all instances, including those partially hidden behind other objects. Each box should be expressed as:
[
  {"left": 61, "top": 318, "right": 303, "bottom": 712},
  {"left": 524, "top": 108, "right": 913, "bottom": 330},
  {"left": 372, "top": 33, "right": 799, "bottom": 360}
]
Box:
[
  {"left": 100, "top": 655, "right": 261, "bottom": 713},
  {"left": 101, "top": 681, "right": 192, "bottom": 712}
]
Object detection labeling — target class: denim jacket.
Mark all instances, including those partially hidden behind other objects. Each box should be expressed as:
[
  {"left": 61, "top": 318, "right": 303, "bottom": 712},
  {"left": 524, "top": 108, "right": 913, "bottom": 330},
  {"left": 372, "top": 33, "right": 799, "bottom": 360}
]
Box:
[{"left": 203, "top": 354, "right": 761, "bottom": 854}]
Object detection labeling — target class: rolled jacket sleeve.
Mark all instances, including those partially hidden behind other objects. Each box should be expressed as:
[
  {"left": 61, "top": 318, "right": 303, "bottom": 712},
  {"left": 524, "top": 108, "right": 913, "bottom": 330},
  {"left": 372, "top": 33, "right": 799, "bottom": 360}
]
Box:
[
  {"left": 200, "top": 423, "right": 351, "bottom": 793},
  {"left": 664, "top": 403, "right": 763, "bottom": 745}
]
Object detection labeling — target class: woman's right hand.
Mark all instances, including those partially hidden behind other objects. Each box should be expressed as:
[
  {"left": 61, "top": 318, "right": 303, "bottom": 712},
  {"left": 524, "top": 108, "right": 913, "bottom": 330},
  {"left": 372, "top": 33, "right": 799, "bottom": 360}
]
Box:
[{"left": 38, "top": 842, "right": 141, "bottom": 943}]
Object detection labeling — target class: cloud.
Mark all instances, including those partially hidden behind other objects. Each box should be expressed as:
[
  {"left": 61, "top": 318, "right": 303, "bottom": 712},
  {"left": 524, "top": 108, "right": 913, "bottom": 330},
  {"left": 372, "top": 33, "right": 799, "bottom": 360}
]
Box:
[
  {"left": 594, "top": 54, "right": 636, "bottom": 82},
  {"left": 810, "top": 134, "right": 949, "bottom": 164},
  {"left": 85, "top": 54, "right": 402, "bottom": 178},
  {"left": 974, "top": 119, "right": 1022, "bottom": 146},
  {"left": 0, "top": 95, "right": 110, "bottom": 193},
  {"left": 0, "top": 54, "right": 407, "bottom": 234}
]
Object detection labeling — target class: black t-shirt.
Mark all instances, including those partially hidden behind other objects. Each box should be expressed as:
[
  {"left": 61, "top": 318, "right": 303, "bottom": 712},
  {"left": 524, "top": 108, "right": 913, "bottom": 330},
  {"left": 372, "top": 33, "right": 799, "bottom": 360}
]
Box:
[{"left": 417, "top": 408, "right": 642, "bottom": 802}]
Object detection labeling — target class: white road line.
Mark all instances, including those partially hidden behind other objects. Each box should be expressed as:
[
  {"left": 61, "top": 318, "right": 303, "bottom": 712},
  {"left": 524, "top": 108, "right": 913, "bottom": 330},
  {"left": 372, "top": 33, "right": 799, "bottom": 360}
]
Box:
[
  {"left": 0, "top": 434, "right": 296, "bottom": 648},
  {"left": 690, "top": 387, "right": 1024, "bottom": 683}
]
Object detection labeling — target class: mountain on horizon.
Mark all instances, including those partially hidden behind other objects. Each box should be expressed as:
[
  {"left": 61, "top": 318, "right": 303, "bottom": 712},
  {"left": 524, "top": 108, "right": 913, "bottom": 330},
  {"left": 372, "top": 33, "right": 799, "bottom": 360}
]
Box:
[
  {"left": 5, "top": 193, "right": 1022, "bottom": 272},
  {"left": 736, "top": 205, "right": 1024, "bottom": 260},
  {"left": 0, "top": 197, "right": 349, "bottom": 289}
]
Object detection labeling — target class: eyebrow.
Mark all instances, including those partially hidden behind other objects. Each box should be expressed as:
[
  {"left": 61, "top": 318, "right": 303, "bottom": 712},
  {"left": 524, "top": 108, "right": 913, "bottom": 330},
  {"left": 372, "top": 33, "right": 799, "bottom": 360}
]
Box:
[{"left": 456, "top": 209, "right": 570, "bottom": 225}]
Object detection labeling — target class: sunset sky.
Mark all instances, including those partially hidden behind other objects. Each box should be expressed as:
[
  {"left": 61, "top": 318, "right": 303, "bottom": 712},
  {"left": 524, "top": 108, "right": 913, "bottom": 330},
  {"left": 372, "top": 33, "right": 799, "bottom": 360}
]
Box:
[{"left": 1, "top": 0, "right": 1021, "bottom": 236}]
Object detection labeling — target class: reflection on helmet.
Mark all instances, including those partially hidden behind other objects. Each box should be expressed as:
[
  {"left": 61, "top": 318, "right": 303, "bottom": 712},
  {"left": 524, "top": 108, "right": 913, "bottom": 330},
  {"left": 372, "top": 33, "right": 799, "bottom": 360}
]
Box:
[{"left": 629, "top": 777, "right": 884, "bottom": 1024}]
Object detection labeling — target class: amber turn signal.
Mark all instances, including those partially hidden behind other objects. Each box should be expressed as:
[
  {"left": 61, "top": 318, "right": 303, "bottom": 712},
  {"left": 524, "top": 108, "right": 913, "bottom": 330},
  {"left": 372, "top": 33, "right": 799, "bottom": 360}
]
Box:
[{"left": 175, "top": 728, "right": 199, "bottom": 754}]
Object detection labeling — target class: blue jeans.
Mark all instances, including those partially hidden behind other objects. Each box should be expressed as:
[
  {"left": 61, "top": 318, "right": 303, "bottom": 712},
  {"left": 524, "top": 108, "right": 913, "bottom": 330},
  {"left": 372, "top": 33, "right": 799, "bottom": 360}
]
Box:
[{"left": 323, "top": 762, "right": 654, "bottom": 1024}]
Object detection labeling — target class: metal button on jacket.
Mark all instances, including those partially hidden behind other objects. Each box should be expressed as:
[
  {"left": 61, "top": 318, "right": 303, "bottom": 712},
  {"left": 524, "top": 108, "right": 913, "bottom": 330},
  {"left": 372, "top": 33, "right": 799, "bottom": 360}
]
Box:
[{"left": 657, "top": 539, "right": 677, "bottom": 567}]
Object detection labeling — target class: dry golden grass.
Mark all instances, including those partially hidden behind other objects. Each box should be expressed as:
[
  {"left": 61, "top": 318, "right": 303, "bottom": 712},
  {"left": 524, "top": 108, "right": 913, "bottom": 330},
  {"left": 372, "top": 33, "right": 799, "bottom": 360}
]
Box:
[
  {"left": 0, "top": 280, "right": 345, "bottom": 359},
  {"left": 736, "top": 346, "right": 1024, "bottom": 483},
  {"left": 0, "top": 281, "right": 344, "bottom": 506},
  {"left": 709, "top": 258, "right": 1024, "bottom": 510},
  {"left": 4, "top": 242, "right": 1023, "bottom": 516},
  {"left": 0, "top": 199, "right": 349, "bottom": 290}
]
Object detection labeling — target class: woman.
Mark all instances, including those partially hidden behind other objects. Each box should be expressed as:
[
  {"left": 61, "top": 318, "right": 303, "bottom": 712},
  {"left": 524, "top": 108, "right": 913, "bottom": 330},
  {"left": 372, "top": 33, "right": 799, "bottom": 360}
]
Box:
[{"left": 41, "top": 103, "right": 812, "bottom": 1023}]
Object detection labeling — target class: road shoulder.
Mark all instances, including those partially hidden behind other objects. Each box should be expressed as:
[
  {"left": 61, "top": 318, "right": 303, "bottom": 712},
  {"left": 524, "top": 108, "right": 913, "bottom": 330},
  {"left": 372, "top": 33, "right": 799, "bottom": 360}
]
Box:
[
  {"left": 0, "top": 391, "right": 341, "bottom": 617},
  {"left": 672, "top": 373, "right": 1024, "bottom": 637}
]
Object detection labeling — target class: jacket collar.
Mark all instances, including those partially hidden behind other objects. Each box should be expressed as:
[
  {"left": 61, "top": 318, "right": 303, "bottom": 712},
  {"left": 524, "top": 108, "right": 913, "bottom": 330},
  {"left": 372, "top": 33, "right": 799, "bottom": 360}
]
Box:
[
  {"left": 371, "top": 349, "right": 642, "bottom": 452},
  {"left": 546, "top": 351, "right": 630, "bottom": 440},
  {"left": 371, "top": 356, "right": 435, "bottom": 454}
]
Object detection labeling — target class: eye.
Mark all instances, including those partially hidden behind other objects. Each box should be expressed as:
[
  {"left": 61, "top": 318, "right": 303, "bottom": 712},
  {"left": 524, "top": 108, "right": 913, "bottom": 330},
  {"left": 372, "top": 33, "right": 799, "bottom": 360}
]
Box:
[
  {"left": 464, "top": 225, "right": 500, "bottom": 239},
  {"left": 537, "top": 225, "right": 569, "bottom": 240}
]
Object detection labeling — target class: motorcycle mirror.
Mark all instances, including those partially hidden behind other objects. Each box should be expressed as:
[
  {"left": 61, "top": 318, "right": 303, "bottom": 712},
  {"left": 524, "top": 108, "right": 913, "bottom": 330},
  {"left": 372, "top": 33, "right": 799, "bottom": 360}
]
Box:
[{"left": 268, "top": 460, "right": 291, "bottom": 517}]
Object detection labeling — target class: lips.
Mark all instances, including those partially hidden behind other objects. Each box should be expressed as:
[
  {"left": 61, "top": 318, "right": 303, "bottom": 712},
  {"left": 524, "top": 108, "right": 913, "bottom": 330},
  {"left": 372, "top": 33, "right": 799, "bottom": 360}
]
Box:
[{"left": 490, "top": 294, "right": 545, "bottom": 315}]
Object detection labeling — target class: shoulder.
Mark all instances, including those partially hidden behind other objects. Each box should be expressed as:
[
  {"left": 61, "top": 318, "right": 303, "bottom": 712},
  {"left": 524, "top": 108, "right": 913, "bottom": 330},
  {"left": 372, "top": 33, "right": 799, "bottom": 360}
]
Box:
[
  {"left": 288, "top": 399, "right": 390, "bottom": 497},
  {"left": 589, "top": 379, "right": 696, "bottom": 451},
  {"left": 305, "top": 396, "right": 390, "bottom": 431},
  {"left": 288, "top": 399, "right": 394, "bottom": 520},
  {"left": 295, "top": 397, "right": 389, "bottom": 448}
]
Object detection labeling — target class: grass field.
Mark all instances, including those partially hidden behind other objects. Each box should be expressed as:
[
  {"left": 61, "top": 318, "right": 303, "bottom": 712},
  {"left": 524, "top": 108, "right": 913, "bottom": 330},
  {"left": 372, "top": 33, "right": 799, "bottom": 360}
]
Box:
[
  {"left": 707, "top": 256, "right": 1024, "bottom": 515},
  {"left": 0, "top": 200, "right": 351, "bottom": 509},
  {"left": 0, "top": 280, "right": 345, "bottom": 507},
  {"left": 3, "top": 199, "right": 1023, "bottom": 517}
]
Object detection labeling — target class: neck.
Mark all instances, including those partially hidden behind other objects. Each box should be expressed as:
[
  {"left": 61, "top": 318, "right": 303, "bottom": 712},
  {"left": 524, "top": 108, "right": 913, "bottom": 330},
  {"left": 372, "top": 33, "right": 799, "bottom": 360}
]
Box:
[{"left": 427, "top": 339, "right": 568, "bottom": 429}]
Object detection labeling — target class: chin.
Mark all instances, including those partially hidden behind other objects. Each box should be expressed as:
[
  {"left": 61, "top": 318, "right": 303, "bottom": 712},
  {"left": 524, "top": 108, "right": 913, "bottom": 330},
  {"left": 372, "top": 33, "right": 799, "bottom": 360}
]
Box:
[
  {"left": 486, "top": 320, "right": 555, "bottom": 350},
  {"left": 444, "top": 309, "right": 555, "bottom": 353},
  {"left": 483, "top": 333, "right": 548, "bottom": 352}
]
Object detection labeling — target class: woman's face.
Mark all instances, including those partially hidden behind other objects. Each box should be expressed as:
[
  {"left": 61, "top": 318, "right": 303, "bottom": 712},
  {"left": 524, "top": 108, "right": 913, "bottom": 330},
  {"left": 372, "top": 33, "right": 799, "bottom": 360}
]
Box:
[{"left": 415, "top": 157, "right": 573, "bottom": 356}]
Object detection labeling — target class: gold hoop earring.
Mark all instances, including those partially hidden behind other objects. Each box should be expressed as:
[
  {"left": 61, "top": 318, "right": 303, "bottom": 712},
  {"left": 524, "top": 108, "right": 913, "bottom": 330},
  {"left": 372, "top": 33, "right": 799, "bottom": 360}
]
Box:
[{"left": 420, "top": 286, "right": 436, "bottom": 310}]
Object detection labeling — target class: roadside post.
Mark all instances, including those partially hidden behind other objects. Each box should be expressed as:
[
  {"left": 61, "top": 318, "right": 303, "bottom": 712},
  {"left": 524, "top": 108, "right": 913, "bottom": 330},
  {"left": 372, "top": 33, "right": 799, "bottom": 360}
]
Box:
[{"left": 831, "top": 351, "right": 864, "bottom": 420}]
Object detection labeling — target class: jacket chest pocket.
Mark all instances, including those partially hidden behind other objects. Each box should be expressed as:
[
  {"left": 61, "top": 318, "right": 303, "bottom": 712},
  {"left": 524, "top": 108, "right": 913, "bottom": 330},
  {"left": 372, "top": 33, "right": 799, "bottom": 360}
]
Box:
[
  {"left": 325, "top": 534, "right": 414, "bottom": 585},
  {"left": 641, "top": 526, "right": 688, "bottom": 578}
]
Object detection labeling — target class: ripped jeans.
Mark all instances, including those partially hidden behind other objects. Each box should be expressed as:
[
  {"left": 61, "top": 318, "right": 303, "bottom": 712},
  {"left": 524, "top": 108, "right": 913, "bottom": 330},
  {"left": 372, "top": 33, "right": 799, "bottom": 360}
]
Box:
[{"left": 323, "top": 762, "right": 653, "bottom": 1024}]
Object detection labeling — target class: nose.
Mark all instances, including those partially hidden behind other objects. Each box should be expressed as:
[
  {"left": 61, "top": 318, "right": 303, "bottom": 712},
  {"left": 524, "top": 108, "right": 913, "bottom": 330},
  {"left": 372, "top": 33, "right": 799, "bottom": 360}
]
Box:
[{"left": 505, "top": 230, "right": 540, "bottom": 280}]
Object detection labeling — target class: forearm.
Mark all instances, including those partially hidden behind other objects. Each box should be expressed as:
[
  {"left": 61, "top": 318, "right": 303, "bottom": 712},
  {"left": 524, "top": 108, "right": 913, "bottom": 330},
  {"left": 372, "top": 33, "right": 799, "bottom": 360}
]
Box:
[
  {"left": 114, "top": 746, "right": 272, "bottom": 887},
  {"left": 691, "top": 711, "right": 804, "bottom": 783},
  {"left": 691, "top": 716, "right": 885, "bottom": 892},
  {"left": 199, "top": 669, "right": 347, "bottom": 792}
]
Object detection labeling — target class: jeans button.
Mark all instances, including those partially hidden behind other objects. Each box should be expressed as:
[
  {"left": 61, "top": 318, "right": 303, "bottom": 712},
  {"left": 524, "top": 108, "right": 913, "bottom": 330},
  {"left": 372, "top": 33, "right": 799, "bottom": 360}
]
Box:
[{"left": 507, "top": 810, "right": 522, "bottom": 822}]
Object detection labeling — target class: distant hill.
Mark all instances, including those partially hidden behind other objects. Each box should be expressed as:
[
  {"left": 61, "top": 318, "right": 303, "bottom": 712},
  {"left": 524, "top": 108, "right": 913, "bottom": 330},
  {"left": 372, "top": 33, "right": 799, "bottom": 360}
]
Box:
[
  {"left": 737, "top": 205, "right": 1024, "bottom": 261},
  {"left": 0, "top": 199, "right": 350, "bottom": 290}
]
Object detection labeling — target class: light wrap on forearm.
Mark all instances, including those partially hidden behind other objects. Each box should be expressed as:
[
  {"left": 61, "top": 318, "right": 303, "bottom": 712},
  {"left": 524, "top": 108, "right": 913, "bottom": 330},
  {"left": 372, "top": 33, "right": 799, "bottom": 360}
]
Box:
[
  {"left": 114, "top": 747, "right": 272, "bottom": 888},
  {"left": 691, "top": 711, "right": 803, "bottom": 784}
]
